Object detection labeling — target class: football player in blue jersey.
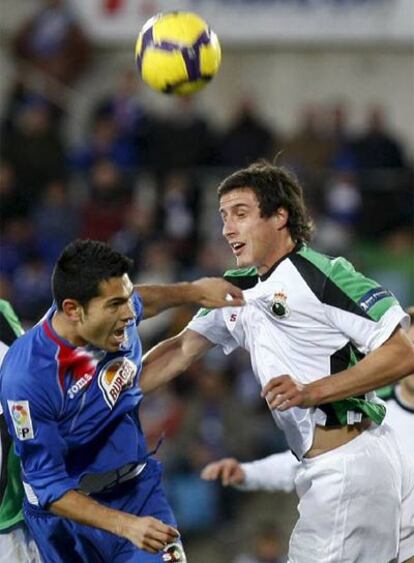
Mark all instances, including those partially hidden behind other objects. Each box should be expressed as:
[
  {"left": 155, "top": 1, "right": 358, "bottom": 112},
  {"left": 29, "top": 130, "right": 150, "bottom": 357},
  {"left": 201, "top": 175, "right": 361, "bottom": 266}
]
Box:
[{"left": 0, "top": 239, "right": 244, "bottom": 563}]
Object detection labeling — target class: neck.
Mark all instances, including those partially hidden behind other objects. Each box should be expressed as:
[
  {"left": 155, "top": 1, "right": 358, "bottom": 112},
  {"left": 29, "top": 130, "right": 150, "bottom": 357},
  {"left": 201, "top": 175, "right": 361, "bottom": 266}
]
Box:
[
  {"left": 257, "top": 237, "right": 297, "bottom": 276},
  {"left": 51, "top": 312, "right": 86, "bottom": 347}
]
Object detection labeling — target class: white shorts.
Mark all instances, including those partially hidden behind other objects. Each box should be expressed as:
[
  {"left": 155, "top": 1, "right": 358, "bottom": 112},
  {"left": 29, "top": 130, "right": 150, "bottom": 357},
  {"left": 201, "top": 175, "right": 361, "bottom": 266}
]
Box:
[
  {"left": 398, "top": 444, "right": 414, "bottom": 563},
  {"left": 288, "top": 423, "right": 414, "bottom": 563},
  {"left": 0, "top": 524, "right": 41, "bottom": 563}
]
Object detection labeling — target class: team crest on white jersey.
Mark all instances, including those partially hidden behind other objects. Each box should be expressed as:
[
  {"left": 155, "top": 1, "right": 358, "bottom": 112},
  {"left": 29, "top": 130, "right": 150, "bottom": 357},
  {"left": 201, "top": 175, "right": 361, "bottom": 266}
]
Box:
[
  {"left": 98, "top": 357, "right": 137, "bottom": 408},
  {"left": 270, "top": 290, "right": 290, "bottom": 318},
  {"left": 8, "top": 400, "right": 34, "bottom": 440}
]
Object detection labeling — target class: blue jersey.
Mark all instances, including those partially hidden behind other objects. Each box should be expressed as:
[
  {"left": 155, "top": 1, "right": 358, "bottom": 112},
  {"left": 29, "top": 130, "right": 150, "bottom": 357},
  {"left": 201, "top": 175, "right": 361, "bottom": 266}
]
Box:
[{"left": 0, "top": 293, "right": 149, "bottom": 509}]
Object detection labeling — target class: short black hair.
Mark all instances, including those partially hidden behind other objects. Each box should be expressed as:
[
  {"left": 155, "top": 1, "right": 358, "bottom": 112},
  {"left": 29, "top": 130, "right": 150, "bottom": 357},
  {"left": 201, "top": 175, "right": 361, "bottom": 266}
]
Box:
[
  {"left": 52, "top": 240, "right": 133, "bottom": 310},
  {"left": 217, "top": 160, "right": 313, "bottom": 245}
]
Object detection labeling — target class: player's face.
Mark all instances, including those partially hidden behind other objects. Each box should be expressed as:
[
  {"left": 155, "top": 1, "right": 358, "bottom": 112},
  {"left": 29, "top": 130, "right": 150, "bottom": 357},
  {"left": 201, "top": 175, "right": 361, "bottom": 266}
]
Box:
[
  {"left": 78, "top": 274, "right": 136, "bottom": 352},
  {"left": 219, "top": 188, "right": 281, "bottom": 271}
]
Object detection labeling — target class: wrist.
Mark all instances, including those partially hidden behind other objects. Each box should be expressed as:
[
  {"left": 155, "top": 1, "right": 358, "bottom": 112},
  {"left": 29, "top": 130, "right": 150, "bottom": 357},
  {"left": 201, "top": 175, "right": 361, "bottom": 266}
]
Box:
[{"left": 185, "top": 281, "right": 202, "bottom": 305}]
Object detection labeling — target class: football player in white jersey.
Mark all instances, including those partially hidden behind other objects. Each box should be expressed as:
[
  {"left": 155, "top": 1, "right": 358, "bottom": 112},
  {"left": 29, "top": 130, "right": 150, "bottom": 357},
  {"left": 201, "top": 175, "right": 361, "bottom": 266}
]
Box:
[
  {"left": 200, "top": 307, "right": 414, "bottom": 560},
  {"left": 141, "top": 161, "right": 414, "bottom": 563},
  {"left": 201, "top": 305, "right": 414, "bottom": 480}
]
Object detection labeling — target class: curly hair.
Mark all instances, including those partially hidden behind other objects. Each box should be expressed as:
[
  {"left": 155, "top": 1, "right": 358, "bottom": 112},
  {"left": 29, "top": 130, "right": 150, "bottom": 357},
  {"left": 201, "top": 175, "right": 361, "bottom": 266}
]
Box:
[{"left": 217, "top": 160, "right": 314, "bottom": 244}]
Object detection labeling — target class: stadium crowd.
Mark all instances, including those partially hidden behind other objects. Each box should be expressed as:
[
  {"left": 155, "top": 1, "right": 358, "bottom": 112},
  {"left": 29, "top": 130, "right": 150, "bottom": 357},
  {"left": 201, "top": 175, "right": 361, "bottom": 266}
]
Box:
[{"left": 0, "top": 3, "right": 413, "bottom": 561}]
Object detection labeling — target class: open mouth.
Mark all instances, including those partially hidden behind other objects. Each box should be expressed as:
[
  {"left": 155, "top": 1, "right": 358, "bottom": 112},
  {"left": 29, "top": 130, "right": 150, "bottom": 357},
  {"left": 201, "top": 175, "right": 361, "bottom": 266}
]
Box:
[
  {"left": 112, "top": 327, "right": 126, "bottom": 343},
  {"left": 230, "top": 242, "right": 245, "bottom": 256}
]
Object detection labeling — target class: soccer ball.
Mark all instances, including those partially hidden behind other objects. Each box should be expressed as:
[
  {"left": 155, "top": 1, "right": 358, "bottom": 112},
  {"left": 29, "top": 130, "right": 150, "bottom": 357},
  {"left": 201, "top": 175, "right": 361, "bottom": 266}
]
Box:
[{"left": 135, "top": 11, "right": 221, "bottom": 95}]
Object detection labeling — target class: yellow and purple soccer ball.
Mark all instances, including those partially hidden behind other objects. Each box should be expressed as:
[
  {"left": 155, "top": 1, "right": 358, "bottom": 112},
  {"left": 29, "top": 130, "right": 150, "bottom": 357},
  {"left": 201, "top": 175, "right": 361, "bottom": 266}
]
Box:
[{"left": 135, "top": 11, "right": 221, "bottom": 95}]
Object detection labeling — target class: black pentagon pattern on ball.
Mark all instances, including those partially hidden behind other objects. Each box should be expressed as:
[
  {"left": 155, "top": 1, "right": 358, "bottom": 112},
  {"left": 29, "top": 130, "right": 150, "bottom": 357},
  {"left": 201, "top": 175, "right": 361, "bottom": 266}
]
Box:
[{"left": 137, "top": 25, "right": 214, "bottom": 94}]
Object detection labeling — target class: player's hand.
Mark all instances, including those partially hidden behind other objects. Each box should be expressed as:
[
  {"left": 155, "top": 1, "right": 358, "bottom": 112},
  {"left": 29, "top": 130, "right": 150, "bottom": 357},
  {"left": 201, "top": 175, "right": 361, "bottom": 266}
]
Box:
[
  {"left": 201, "top": 458, "right": 246, "bottom": 487},
  {"left": 191, "top": 277, "right": 245, "bottom": 308},
  {"left": 261, "top": 375, "right": 313, "bottom": 410},
  {"left": 124, "top": 515, "right": 179, "bottom": 553}
]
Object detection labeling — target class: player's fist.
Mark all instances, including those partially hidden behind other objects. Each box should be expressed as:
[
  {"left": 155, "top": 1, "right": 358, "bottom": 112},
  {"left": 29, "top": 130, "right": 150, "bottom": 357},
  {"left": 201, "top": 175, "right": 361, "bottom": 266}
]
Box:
[
  {"left": 124, "top": 515, "right": 179, "bottom": 553},
  {"left": 190, "top": 278, "right": 245, "bottom": 308},
  {"left": 261, "top": 374, "right": 312, "bottom": 410},
  {"left": 201, "top": 457, "right": 246, "bottom": 486}
]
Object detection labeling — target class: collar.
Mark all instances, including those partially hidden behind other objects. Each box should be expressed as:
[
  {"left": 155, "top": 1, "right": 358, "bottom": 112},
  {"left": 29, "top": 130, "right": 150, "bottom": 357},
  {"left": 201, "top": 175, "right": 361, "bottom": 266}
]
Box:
[{"left": 259, "top": 243, "right": 302, "bottom": 282}]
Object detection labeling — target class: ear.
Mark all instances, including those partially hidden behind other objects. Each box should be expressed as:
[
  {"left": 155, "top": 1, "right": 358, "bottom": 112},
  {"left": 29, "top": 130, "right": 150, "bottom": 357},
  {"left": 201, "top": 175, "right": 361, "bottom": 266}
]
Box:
[
  {"left": 275, "top": 207, "right": 289, "bottom": 230},
  {"left": 61, "top": 299, "right": 83, "bottom": 322}
]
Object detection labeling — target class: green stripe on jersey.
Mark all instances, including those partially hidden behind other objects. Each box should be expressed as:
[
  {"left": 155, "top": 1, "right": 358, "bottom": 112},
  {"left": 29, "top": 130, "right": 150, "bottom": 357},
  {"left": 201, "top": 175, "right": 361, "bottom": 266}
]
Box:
[
  {"left": 297, "top": 246, "right": 398, "bottom": 321},
  {"left": 223, "top": 267, "right": 258, "bottom": 278},
  {"left": 323, "top": 340, "right": 387, "bottom": 426},
  {"left": 0, "top": 299, "right": 24, "bottom": 338},
  {"left": 331, "top": 398, "right": 386, "bottom": 426}
]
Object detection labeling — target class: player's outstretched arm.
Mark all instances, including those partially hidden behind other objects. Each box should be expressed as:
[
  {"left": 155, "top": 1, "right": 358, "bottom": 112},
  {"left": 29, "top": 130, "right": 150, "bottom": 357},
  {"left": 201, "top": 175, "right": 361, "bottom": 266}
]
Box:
[
  {"left": 263, "top": 328, "right": 414, "bottom": 410},
  {"left": 201, "top": 458, "right": 246, "bottom": 487},
  {"left": 50, "top": 490, "right": 179, "bottom": 554},
  {"left": 136, "top": 277, "right": 245, "bottom": 319},
  {"left": 141, "top": 328, "right": 213, "bottom": 394},
  {"left": 201, "top": 451, "right": 299, "bottom": 493}
]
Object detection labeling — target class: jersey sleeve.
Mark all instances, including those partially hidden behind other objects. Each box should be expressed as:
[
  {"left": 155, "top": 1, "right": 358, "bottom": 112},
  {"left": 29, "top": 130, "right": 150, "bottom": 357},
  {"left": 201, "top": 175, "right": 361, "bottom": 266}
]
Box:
[
  {"left": 237, "top": 450, "right": 300, "bottom": 493},
  {"left": 322, "top": 258, "right": 409, "bottom": 355},
  {"left": 2, "top": 365, "right": 79, "bottom": 508},
  {"left": 187, "top": 307, "right": 239, "bottom": 355}
]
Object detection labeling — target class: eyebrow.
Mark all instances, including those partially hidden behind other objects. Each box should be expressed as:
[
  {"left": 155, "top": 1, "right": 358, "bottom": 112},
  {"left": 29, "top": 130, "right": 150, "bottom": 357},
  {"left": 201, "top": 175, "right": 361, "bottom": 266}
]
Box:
[
  {"left": 105, "top": 288, "right": 135, "bottom": 306},
  {"left": 219, "top": 203, "right": 250, "bottom": 215}
]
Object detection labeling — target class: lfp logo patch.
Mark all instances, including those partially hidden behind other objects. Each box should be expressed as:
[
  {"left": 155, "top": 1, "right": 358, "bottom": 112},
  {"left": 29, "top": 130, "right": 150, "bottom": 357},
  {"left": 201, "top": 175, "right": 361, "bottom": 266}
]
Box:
[{"left": 8, "top": 400, "right": 34, "bottom": 441}]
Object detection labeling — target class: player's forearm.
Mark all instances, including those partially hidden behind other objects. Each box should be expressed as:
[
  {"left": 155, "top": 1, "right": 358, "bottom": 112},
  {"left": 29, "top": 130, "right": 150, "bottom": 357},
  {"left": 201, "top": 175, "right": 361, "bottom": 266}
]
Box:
[
  {"left": 49, "top": 490, "right": 133, "bottom": 539},
  {"left": 239, "top": 451, "right": 299, "bottom": 493},
  {"left": 308, "top": 328, "right": 414, "bottom": 405},
  {"left": 136, "top": 278, "right": 244, "bottom": 319},
  {"left": 141, "top": 329, "right": 212, "bottom": 394},
  {"left": 136, "top": 283, "right": 198, "bottom": 319}
]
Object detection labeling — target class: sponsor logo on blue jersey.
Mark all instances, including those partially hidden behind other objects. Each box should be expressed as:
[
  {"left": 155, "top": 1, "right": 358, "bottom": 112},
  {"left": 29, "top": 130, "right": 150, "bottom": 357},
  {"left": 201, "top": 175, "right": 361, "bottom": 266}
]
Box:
[
  {"left": 98, "top": 357, "right": 137, "bottom": 408},
  {"left": 358, "top": 287, "right": 393, "bottom": 312}
]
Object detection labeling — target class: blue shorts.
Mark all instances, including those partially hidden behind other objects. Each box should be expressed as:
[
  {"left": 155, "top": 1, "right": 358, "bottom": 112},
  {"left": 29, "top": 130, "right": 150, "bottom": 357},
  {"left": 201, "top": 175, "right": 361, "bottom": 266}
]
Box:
[{"left": 24, "top": 458, "right": 178, "bottom": 563}]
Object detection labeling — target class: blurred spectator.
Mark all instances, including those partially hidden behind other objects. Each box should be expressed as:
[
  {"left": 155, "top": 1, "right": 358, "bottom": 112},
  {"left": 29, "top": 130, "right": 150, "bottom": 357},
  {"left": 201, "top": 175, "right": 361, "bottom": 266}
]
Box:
[
  {"left": 0, "top": 218, "right": 36, "bottom": 279},
  {"left": 218, "top": 97, "right": 276, "bottom": 167},
  {"left": 12, "top": 253, "right": 51, "bottom": 323},
  {"left": 161, "top": 171, "right": 200, "bottom": 266},
  {"left": 165, "top": 365, "right": 253, "bottom": 532},
  {"left": 32, "top": 179, "right": 80, "bottom": 265},
  {"left": 110, "top": 205, "right": 157, "bottom": 277},
  {"left": 327, "top": 102, "right": 357, "bottom": 172},
  {"left": 284, "top": 104, "right": 331, "bottom": 176},
  {"left": 353, "top": 105, "right": 406, "bottom": 170},
  {"left": 184, "top": 240, "right": 228, "bottom": 280},
  {"left": 352, "top": 105, "right": 410, "bottom": 238},
  {"left": 173, "top": 367, "right": 254, "bottom": 472},
  {"left": 92, "top": 68, "right": 149, "bottom": 166},
  {"left": 146, "top": 97, "right": 216, "bottom": 173},
  {"left": 134, "top": 241, "right": 178, "bottom": 346},
  {"left": 1, "top": 98, "right": 66, "bottom": 201},
  {"left": 70, "top": 114, "right": 137, "bottom": 173},
  {"left": 233, "top": 522, "right": 287, "bottom": 563},
  {"left": 324, "top": 169, "right": 361, "bottom": 226},
  {"left": 0, "top": 78, "right": 63, "bottom": 138},
  {"left": 0, "top": 161, "right": 28, "bottom": 226},
  {"left": 12, "top": 0, "right": 91, "bottom": 86},
  {"left": 80, "top": 160, "right": 130, "bottom": 241}
]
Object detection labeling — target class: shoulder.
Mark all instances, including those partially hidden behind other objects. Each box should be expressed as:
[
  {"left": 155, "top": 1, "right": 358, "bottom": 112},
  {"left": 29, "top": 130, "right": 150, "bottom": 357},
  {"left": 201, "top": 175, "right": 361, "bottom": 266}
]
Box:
[{"left": 2, "top": 325, "right": 59, "bottom": 387}]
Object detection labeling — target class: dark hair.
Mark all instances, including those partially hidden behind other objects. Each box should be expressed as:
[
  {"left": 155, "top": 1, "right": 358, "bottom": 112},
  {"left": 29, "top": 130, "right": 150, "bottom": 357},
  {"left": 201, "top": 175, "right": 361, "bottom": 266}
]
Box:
[
  {"left": 406, "top": 306, "right": 414, "bottom": 326},
  {"left": 217, "top": 160, "right": 313, "bottom": 244},
  {"left": 52, "top": 240, "right": 133, "bottom": 310}
]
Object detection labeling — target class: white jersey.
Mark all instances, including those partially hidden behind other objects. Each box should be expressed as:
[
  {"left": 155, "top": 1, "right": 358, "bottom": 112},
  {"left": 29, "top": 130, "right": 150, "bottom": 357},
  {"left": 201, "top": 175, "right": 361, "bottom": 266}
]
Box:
[
  {"left": 237, "top": 385, "right": 414, "bottom": 493},
  {"left": 188, "top": 245, "right": 409, "bottom": 459}
]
